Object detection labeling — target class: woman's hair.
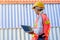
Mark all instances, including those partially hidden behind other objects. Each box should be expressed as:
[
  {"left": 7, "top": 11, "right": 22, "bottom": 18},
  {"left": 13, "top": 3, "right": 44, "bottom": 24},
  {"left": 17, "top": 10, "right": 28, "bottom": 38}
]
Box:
[{"left": 34, "top": 6, "right": 44, "bottom": 11}]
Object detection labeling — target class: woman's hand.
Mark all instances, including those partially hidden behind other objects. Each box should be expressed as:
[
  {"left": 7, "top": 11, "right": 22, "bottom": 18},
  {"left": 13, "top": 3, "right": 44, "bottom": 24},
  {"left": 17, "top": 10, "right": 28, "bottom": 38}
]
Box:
[{"left": 28, "top": 31, "right": 34, "bottom": 34}]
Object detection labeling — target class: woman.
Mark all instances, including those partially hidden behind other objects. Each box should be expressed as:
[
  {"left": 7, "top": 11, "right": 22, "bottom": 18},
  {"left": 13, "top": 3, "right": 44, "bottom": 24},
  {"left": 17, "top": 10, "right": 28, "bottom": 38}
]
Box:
[{"left": 28, "top": 1, "right": 50, "bottom": 40}]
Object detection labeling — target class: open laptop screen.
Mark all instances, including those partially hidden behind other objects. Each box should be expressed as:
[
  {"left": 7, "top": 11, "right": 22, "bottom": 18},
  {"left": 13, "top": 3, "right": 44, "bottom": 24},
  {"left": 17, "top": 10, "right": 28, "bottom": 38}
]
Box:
[{"left": 21, "top": 25, "right": 33, "bottom": 32}]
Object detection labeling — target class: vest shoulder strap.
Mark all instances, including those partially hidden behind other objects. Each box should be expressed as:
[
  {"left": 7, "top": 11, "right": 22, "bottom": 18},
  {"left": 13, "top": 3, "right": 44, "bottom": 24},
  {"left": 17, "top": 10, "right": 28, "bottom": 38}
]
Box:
[{"left": 41, "top": 14, "right": 50, "bottom": 24}]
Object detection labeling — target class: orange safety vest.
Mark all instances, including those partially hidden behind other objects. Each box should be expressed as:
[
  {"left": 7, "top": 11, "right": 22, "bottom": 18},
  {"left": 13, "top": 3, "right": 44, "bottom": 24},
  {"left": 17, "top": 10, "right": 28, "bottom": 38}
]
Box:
[{"left": 32, "top": 13, "right": 50, "bottom": 40}]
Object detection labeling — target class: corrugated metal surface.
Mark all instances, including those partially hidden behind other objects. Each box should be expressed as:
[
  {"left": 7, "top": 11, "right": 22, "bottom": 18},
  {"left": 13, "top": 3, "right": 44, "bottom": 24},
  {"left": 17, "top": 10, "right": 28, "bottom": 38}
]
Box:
[
  {"left": 0, "top": 0, "right": 60, "bottom": 4},
  {"left": 0, "top": 4, "right": 60, "bottom": 40},
  {"left": 0, "top": 28, "right": 32, "bottom": 40},
  {"left": 0, "top": 27, "right": 60, "bottom": 40},
  {"left": 0, "top": 4, "right": 60, "bottom": 28}
]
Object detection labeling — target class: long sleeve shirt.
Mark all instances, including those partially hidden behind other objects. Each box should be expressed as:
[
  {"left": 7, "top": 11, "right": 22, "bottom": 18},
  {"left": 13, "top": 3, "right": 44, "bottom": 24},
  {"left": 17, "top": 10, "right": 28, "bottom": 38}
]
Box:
[{"left": 33, "top": 14, "right": 43, "bottom": 35}]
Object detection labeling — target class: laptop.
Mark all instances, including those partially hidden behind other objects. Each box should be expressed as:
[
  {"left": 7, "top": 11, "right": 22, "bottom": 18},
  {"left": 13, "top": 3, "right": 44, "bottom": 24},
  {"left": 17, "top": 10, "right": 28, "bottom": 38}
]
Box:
[{"left": 21, "top": 25, "right": 33, "bottom": 32}]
